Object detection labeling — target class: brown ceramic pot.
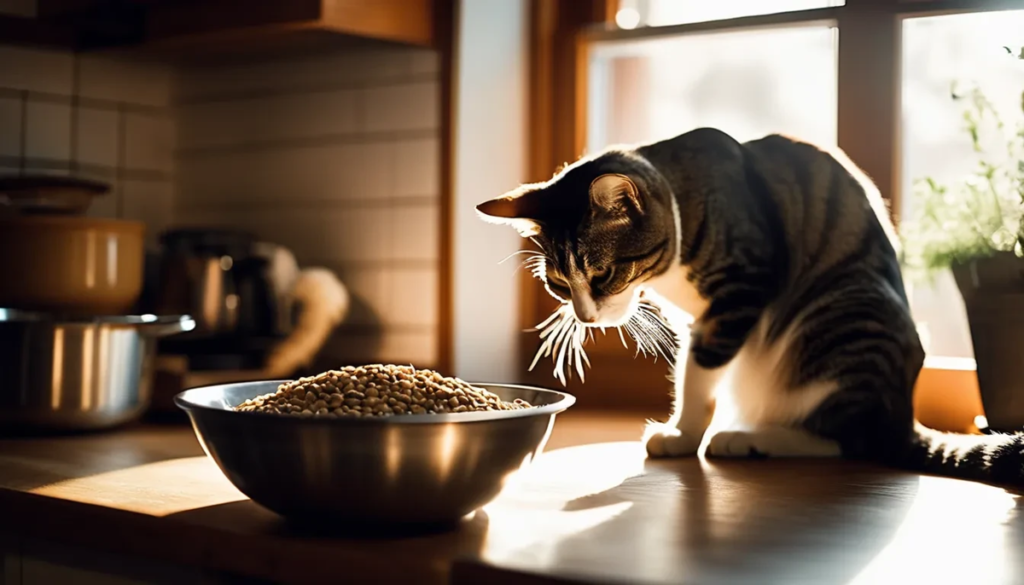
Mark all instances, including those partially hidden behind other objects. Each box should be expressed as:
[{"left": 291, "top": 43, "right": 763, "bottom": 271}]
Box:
[{"left": 0, "top": 215, "right": 145, "bottom": 315}]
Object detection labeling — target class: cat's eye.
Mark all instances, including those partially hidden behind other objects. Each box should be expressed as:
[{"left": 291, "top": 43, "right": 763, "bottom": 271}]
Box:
[
  {"left": 545, "top": 266, "right": 568, "bottom": 286},
  {"left": 590, "top": 266, "right": 613, "bottom": 286}
]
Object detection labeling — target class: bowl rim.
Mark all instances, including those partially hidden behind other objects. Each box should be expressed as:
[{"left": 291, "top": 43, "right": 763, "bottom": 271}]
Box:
[{"left": 173, "top": 380, "right": 576, "bottom": 425}]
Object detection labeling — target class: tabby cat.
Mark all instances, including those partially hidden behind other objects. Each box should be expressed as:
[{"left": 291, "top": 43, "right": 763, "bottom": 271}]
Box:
[{"left": 477, "top": 127, "right": 1024, "bottom": 485}]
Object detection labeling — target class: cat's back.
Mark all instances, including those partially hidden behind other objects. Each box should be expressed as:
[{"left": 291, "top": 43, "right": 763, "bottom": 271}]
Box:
[{"left": 741, "top": 134, "right": 900, "bottom": 284}]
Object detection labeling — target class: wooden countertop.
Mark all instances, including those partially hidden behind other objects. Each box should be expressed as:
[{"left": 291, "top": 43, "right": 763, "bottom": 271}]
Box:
[{"left": 1, "top": 412, "right": 1022, "bottom": 585}]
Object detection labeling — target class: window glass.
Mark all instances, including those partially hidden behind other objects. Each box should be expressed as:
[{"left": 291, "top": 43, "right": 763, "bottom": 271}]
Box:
[
  {"left": 615, "top": 0, "right": 843, "bottom": 29},
  {"left": 900, "top": 10, "right": 1024, "bottom": 358},
  {"left": 588, "top": 24, "right": 838, "bottom": 152}
]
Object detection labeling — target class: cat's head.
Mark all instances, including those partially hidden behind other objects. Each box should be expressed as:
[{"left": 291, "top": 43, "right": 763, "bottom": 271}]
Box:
[{"left": 477, "top": 150, "right": 676, "bottom": 327}]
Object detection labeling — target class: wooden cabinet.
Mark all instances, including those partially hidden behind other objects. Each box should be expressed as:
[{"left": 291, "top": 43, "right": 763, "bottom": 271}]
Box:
[
  {"left": 148, "top": 0, "right": 433, "bottom": 46},
  {"left": 0, "top": 0, "right": 437, "bottom": 54}
]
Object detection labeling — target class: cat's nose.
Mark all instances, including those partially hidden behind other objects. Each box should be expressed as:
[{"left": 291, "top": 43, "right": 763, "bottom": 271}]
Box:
[
  {"left": 572, "top": 299, "right": 598, "bottom": 323},
  {"left": 570, "top": 285, "right": 599, "bottom": 323}
]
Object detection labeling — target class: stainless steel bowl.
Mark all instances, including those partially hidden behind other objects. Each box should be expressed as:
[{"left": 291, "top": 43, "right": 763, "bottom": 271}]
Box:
[
  {"left": 0, "top": 309, "right": 195, "bottom": 433},
  {"left": 175, "top": 381, "right": 575, "bottom": 526}
]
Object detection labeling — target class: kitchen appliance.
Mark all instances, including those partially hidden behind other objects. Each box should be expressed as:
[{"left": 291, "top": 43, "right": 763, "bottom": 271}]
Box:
[
  {"left": 175, "top": 381, "right": 575, "bottom": 527},
  {"left": 145, "top": 228, "right": 348, "bottom": 416},
  {"left": 0, "top": 309, "right": 195, "bottom": 433},
  {"left": 148, "top": 228, "right": 347, "bottom": 373},
  {"left": 149, "top": 229, "right": 286, "bottom": 371},
  {"left": 154, "top": 229, "right": 276, "bottom": 337}
]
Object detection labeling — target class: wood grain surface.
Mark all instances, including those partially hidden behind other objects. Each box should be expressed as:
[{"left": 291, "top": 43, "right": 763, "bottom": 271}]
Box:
[{"left": 1, "top": 413, "right": 1021, "bottom": 584}]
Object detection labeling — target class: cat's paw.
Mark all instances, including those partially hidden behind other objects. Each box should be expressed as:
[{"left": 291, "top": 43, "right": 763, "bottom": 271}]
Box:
[
  {"left": 706, "top": 431, "right": 769, "bottom": 459},
  {"left": 643, "top": 423, "right": 702, "bottom": 458},
  {"left": 705, "top": 428, "right": 841, "bottom": 458}
]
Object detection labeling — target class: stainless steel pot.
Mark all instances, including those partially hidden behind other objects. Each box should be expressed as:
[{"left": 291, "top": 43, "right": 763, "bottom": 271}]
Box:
[{"left": 0, "top": 309, "right": 195, "bottom": 433}]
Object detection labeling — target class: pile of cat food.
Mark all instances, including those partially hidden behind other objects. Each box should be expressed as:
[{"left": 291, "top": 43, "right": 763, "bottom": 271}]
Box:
[{"left": 234, "top": 364, "right": 532, "bottom": 418}]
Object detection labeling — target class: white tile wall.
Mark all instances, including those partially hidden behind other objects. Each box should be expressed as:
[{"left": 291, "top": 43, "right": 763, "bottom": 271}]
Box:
[
  {"left": 394, "top": 138, "right": 439, "bottom": 197},
  {"left": 363, "top": 81, "right": 438, "bottom": 133},
  {"left": 409, "top": 48, "right": 441, "bottom": 76},
  {"left": 176, "top": 140, "right": 394, "bottom": 207},
  {"left": 180, "top": 90, "right": 358, "bottom": 149},
  {"left": 121, "top": 180, "right": 175, "bottom": 248},
  {"left": 0, "top": 97, "right": 19, "bottom": 157},
  {"left": 380, "top": 331, "right": 438, "bottom": 365},
  {"left": 124, "top": 113, "right": 175, "bottom": 172},
  {"left": 24, "top": 101, "right": 71, "bottom": 160},
  {"left": 341, "top": 268, "right": 388, "bottom": 327},
  {"left": 322, "top": 207, "right": 393, "bottom": 262},
  {"left": 0, "top": 46, "right": 73, "bottom": 94},
  {"left": 392, "top": 204, "right": 439, "bottom": 261},
  {"left": 77, "top": 55, "right": 172, "bottom": 107},
  {"left": 174, "top": 47, "right": 420, "bottom": 101},
  {"left": 75, "top": 107, "right": 119, "bottom": 167},
  {"left": 176, "top": 46, "right": 443, "bottom": 368},
  {"left": 0, "top": 42, "right": 443, "bottom": 369},
  {"left": 389, "top": 269, "right": 439, "bottom": 327},
  {"left": 0, "top": 45, "right": 176, "bottom": 245}
]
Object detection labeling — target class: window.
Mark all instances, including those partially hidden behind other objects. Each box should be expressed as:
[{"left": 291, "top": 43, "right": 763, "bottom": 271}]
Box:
[
  {"left": 587, "top": 24, "right": 838, "bottom": 153},
  {"left": 901, "top": 10, "right": 1024, "bottom": 358},
  {"left": 614, "top": 0, "right": 844, "bottom": 29},
  {"left": 584, "top": 1, "right": 1024, "bottom": 362}
]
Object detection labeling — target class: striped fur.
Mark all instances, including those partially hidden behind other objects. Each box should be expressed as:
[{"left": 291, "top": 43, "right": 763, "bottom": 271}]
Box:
[{"left": 477, "top": 127, "right": 1024, "bottom": 487}]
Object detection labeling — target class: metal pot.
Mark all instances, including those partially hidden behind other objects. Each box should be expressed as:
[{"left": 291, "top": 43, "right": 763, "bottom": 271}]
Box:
[
  {"left": 0, "top": 174, "right": 111, "bottom": 216},
  {"left": 0, "top": 309, "right": 195, "bottom": 434}
]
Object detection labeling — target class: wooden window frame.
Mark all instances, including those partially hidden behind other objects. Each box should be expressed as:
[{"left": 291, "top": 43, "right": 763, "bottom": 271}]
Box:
[{"left": 517, "top": 0, "right": 1024, "bottom": 412}]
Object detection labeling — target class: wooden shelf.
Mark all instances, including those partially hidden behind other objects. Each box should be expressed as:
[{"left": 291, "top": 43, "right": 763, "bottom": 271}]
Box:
[{"left": 0, "top": 0, "right": 438, "bottom": 55}]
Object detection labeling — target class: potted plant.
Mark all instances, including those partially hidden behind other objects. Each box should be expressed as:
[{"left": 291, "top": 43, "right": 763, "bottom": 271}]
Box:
[{"left": 901, "top": 45, "right": 1024, "bottom": 432}]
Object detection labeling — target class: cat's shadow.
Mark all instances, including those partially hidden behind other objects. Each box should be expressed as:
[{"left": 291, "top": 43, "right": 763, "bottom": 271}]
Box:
[{"left": 546, "top": 453, "right": 920, "bottom": 584}]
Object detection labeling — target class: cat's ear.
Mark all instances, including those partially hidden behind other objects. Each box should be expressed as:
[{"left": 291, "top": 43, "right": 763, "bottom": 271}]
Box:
[
  {"left": 590, "top": 174, "right": 643, "bottom": 215},
  {"left": 476, "top": 185, "right": 546, "bottom": 237}
]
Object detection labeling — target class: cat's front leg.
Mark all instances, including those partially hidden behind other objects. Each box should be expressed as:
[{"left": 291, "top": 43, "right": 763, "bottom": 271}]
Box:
[
  {"left": 644, "top": 263, "right": 772, "bottom": 458},
  {"left": 644, "top": 346, "right": 723, "bottom": 458}
]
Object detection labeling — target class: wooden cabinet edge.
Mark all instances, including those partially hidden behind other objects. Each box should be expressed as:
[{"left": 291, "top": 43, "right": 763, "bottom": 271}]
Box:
[
  {"left": 144, "top": 0, "right": 437, "bottom": 51},
  {"left": 1, "top": 0, "right": 437, "bottom": 53},
  {"left": 321, "top": 0, "right": 436, "bottom": 48}
]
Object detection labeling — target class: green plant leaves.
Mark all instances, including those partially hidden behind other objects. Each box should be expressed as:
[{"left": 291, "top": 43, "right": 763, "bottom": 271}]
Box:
[{"left": 901, "top": 78, "right": 1024, "bottom": 283}]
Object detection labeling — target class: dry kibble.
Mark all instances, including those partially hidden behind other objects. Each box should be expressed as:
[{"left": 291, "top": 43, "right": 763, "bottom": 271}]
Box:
[{"left": 234, "top": 365, "right": 532, "bottom": 417}]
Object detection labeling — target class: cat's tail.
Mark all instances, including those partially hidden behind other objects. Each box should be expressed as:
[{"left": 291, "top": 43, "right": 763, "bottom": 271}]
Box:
[{"left": 896, "top": 421, "right": 1024, "bottom": 485}]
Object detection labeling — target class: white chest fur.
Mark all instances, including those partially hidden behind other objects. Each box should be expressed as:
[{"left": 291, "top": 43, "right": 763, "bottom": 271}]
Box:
[
  {"left": 642, "top": 273, "right": 838, "bottom": 431},
  {"left": 642, "top": 195, "right": 709, "bottom": 320},
  {"left": 643, "top": 263, "right": 708, "bottom": 320},
  {"left": 720, "top": 319, "right": 838, "bottom": 428}
]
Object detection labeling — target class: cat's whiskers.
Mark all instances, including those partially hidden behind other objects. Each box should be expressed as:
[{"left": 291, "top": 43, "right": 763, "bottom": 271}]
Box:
[
  {"left": 634, "top": 305, "right": 677, "bottom": 363},
  {"left": 530, "top": 298, "right": 678, "bottom": 386},
  {"left": 522, "top": 253, "right": 676, "bottom": 385},
  {"left": 498, "top": 249, "right": 545, "bottom": 264},
  {"left": 507, "top": 251, "right": 549, "bottom": 280}
]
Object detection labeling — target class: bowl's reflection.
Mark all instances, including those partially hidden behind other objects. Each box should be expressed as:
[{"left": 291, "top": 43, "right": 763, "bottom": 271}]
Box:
[{"left": 174, "top": 381, "right": 575, "bottom": 526}]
